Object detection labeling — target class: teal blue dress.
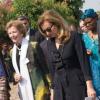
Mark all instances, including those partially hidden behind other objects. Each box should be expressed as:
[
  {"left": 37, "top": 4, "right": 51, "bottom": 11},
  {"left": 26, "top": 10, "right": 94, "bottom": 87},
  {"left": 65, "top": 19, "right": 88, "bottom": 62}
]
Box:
[{"left": 82, "top": 33, "right": 100, "bottom": 96}]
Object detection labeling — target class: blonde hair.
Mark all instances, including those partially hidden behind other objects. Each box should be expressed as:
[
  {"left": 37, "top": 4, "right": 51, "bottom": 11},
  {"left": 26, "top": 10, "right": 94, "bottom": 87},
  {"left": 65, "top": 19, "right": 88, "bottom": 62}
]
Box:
[
  {"left": 5, "top": 20, "right": 27, "bottom": 37},
  {"left": 38, "top": 9, "right": 71, "bottom": 43}
]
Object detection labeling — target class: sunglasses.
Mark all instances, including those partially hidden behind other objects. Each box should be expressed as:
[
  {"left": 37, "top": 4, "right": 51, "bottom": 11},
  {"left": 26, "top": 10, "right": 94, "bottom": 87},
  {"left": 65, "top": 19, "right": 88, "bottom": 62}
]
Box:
[{"left": 42, "top": 24, "right": 53, "bottom": 33}]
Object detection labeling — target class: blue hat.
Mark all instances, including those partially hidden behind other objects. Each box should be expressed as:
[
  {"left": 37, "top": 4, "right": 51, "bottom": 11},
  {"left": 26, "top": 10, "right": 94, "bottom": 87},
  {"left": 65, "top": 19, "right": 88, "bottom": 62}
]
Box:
[{"left": 80, "top": 9, "right": 97, "bottom": 19}]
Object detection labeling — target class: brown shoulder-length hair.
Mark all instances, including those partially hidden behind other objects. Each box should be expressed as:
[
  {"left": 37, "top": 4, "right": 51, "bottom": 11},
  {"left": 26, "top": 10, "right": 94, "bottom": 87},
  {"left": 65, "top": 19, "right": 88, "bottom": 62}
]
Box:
[
  {"left": 38, "top": 9, "right": 71, "bottom": 43},
  {"left": 5, "top": 20, "right": 27, "bottom": 37}
]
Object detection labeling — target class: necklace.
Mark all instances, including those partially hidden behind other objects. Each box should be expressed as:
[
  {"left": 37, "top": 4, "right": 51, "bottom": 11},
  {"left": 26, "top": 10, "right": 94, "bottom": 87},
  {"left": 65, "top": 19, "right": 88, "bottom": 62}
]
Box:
[
  {"left": 16, "top": 45, "right": 21, "bottom": 55},
  {"left": 87, "top": 32, "right": 98, "bottom": 46},
  {"left": 16, "top": 46, "right": 21, "bottom": 51},
  {"left": 88, "top": 32, "right": 98, "bottom": 40}
]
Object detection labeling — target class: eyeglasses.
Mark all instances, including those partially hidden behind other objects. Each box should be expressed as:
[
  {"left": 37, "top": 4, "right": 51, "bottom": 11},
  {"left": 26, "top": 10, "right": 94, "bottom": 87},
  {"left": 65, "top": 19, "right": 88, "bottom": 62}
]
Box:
[{"left": 42, "top": 24, "right": 53, "bottom": 33}]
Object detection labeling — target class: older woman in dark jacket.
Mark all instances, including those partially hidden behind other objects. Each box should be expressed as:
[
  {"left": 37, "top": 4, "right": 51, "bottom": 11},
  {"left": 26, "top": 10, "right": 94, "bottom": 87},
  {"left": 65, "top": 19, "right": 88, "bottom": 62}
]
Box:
[{"left": 5, "top": 20, "right": 51, "bottom": 100}]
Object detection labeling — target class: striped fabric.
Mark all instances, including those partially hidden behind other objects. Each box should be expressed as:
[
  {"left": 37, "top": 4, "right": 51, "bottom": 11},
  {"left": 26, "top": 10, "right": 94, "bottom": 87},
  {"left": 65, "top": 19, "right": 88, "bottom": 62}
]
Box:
[{"left": 0, "top": 77, "right": 9, "bottom": 100}]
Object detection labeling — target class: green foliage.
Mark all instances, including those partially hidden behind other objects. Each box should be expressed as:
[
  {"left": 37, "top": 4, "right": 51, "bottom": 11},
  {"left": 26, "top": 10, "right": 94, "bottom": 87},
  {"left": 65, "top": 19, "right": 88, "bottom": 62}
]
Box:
[
  {"left": 0, "top": 8, "right": 7, "bottom": 30},
  {"left": 0, "top": 0, "right": 85, "bottom": 32},
  {"left": 13, "top": 0, "right": 33, "bottom": 16},
  {"left": 12, "top": 0, "right": 84, "bottom": 28},
  {"left": 0, "top": 7, "right": 8, "bottom": 39},
  {"left": 13, "top": 0, "right": 44, "bottom": 28},
  {"left": 0, "top": 0, "right": 16, "bottom": 39},
  {"left": 67, "top": 0, "right": 85, "bottom": 19},
  {"left": 37, "top": 0, "right": 84, "bottom": 24}
]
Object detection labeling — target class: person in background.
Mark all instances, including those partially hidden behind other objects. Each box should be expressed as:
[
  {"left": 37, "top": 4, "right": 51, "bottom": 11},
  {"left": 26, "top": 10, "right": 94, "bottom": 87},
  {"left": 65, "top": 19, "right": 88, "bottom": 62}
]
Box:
[
  {"left": 5, "top": 20, "right": 51, "bottom": 100},
  {"left": 17, "top": 15, "right": 45, "bottom": 43},
  {"left": 81, "top": 8, "right": 100, "bottom": 98},
  {"left": 1, "top": 42, "right": 14, "bottom": 82},
  {"left": 38, "top": 9, "right": 96, "bottom": 100}
]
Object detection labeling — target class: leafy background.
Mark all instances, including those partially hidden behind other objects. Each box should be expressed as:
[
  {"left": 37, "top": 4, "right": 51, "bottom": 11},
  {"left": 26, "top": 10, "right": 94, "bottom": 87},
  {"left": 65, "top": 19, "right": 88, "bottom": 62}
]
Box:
[{"left": 0, "top": 0, "right": 85, "bottom": 40}]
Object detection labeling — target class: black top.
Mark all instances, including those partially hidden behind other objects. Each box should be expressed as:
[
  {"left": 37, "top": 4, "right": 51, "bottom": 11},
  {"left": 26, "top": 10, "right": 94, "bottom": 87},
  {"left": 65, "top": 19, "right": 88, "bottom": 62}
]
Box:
[
  {"left": 40, "top": 32, "right": 92, "bottom": 100},
  {"left": 41, "top": 32, "right": 91, "bottom": 81}
]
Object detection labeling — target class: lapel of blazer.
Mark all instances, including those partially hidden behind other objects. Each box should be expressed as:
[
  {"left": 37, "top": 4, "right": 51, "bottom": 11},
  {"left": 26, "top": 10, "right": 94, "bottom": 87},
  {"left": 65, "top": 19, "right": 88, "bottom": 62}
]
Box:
[
  {"left": 26, "top": 42, "right": 38, "bottom": 73},
  {"left": 26, "top": 44, "right": 32, "bottom": 73}
]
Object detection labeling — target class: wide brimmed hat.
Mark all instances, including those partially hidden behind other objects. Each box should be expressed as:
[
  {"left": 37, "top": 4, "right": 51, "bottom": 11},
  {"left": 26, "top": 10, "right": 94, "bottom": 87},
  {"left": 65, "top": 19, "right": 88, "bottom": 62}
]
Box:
[{"left": 80, "top": 9, "right": 97, "bottom": 19}]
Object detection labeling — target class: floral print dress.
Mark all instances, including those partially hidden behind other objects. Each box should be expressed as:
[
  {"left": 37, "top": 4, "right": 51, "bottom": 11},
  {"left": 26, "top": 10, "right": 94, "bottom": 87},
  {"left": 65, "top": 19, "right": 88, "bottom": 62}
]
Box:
[{"left": 82, "top": 33, "right": 100, "bottom": 96}]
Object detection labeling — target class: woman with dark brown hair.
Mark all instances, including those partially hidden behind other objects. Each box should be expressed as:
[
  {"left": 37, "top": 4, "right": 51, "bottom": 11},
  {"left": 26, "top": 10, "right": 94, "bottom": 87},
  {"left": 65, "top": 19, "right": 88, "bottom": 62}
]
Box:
[
  {"left": 38, "top": 9, "right": 96, "bottom": 100},
  {"left": 81, "top": 9, "right": 100, "bottom": 98}
]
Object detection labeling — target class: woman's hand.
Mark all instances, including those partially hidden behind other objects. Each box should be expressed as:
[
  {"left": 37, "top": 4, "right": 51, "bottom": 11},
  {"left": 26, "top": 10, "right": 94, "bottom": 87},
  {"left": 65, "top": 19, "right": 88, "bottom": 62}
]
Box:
[
  {"left": 14, "top": 73, "right": 22, "bottom": 83},
  {"left": 86, "top": 80, "right": 96, "bottom": 100},
  {"left": 50, "top": 89, "right": 54, "bottom": 100},
  {"left": 87, "top": 86, "right": 96, "bottom": 100},
  {"left": 87, "top": 49, "right": 92, "bottom": 55}
]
